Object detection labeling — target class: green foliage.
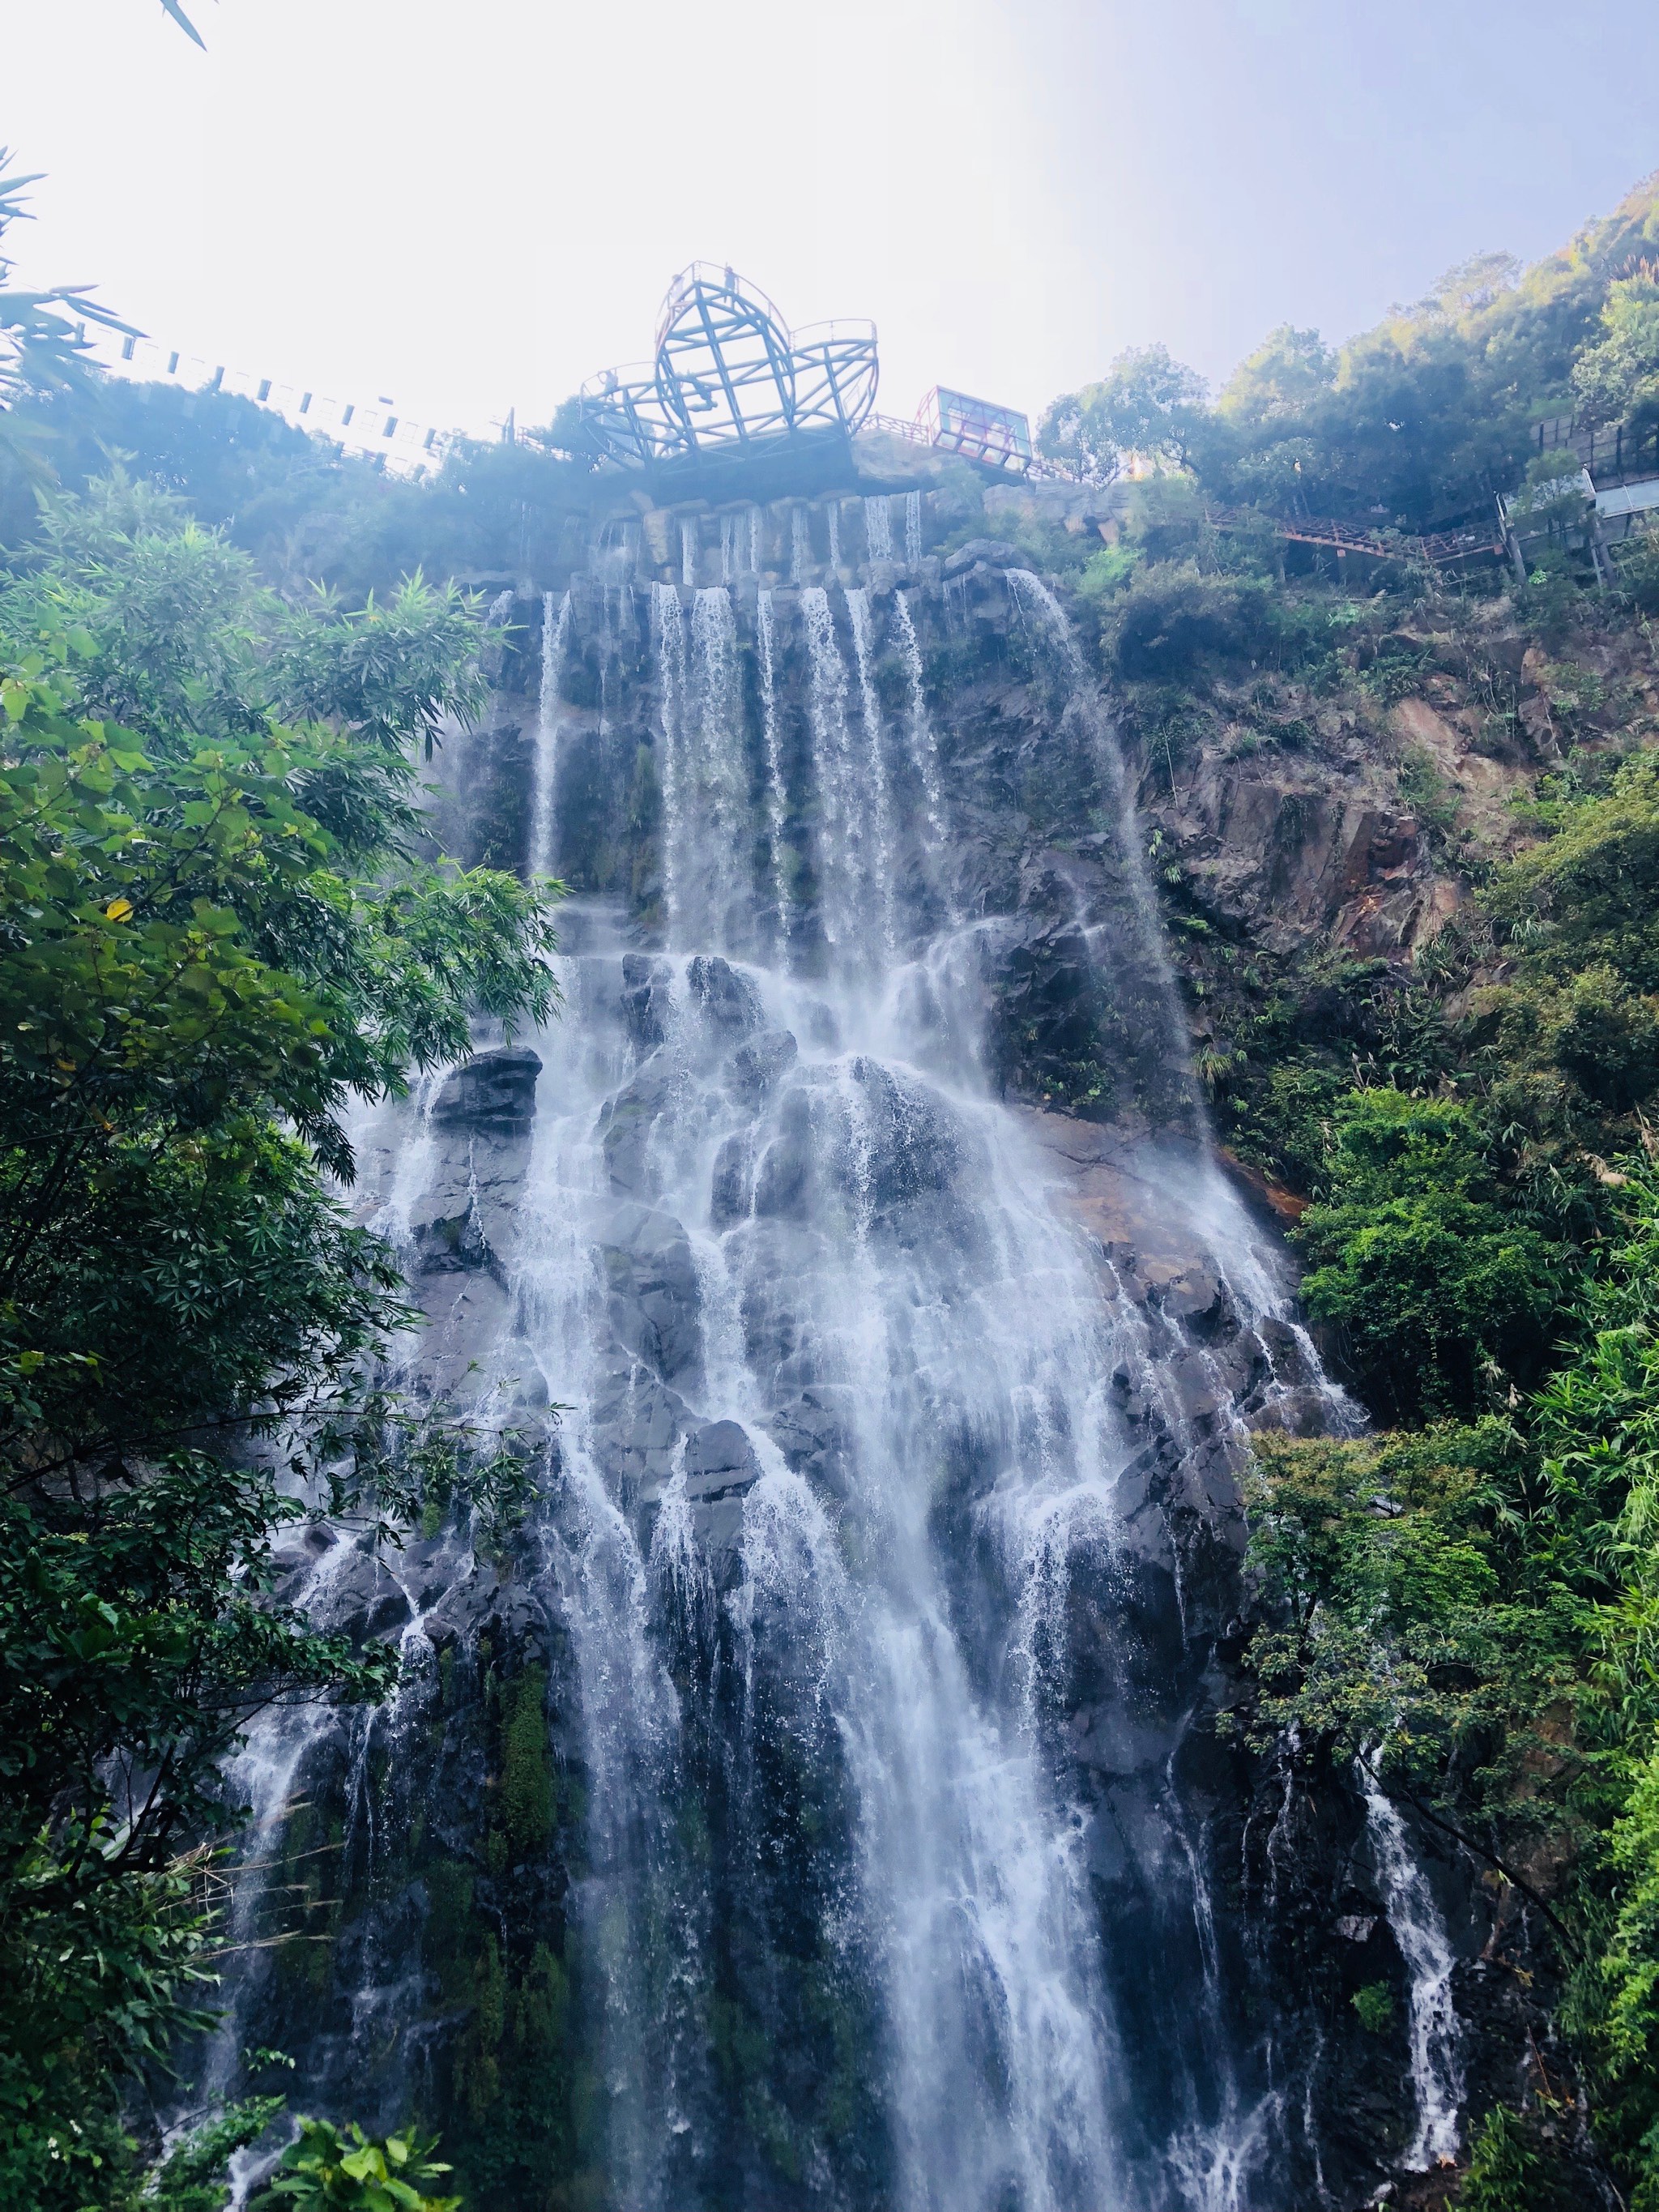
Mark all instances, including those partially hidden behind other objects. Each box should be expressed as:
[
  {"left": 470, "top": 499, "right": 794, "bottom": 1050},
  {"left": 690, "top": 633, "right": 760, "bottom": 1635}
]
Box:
[
  {"left": 1572, "top": 270, "right": 1659, "bottom": 429},
  {"left": 1485, "top": 749, "right": 1659, "bottom": 992},
  {"left": 143, "top": 2097, "right": 288, "bottom": 2211},
  {"left": 1350, "top": 1982, "right": 1394, "bottom": 2034},
  {"left": 1294, "top": 1091, "right": 1564, "bottom": 1420},
  {"left": 1217, "top": 325, "right": 1336, "bottom": 425},
  {"left": 1037, "top": 344, "right": 1210, "bottom": 480},
  {"left": 254, "top": 2119, "right": 460, "bottom": 2212},
  {"left": 1076, "top": 543, "right": 1140, "bottom": 601},
  {"left": 1046, "top": 175, "right": 1659, "bottom": 536},
  {"left": 1243, "top": 1174, "right": 1659, "bottom": 2204},
  {"left": 1397, "top": 745, "right": 1462, "bottom": 843},
  {"left": 0, "top": 152, "right": 133, "bottom": 495},
  {"left": 499, "top": 1668, "right": 554, "bottom": 1859},
  {"left": 1104, "top": 562, "right": 1295, "bottom": 681},
  {"left": 1615, "top": 525, "right": 1659, "bottom": 615},
  {"left": 442, "top": 1932, "right": 575, "bottom": 2209},
  {"left": 0, "top": 484, "right": 560, "bottom": 2207},
  {"left": 0, "top": 378, "right": 596, "bottom": 604},
  {"left": 1455, "top": 2104, "right": 1563, "bottom": 2211}
]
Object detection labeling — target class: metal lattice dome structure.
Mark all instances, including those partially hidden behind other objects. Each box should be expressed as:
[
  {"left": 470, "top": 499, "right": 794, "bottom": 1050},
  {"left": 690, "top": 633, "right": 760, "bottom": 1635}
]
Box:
[{"left": 579, "top": 265, "right": 878, "bottom": 469}]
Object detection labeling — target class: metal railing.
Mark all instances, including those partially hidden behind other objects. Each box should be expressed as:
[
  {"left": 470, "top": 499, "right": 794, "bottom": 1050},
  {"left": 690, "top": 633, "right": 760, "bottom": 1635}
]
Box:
[
  {"left": 1204, "top": 501, "right": 1504, "bottom": 569},
  {"left": 1530, "top": 411, "right": 1659, "bottom": 487}
]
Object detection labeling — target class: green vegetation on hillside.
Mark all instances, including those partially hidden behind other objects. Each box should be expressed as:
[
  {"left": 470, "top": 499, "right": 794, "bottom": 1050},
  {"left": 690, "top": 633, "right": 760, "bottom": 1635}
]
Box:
[
  {"left": 1032, "top": 170, "right": 1659, "bottom": 2210},
  {"left": 6, "top": 106, "right": 1659, "bottom": 2212},
  {"left": 0, "top": 186, "right": 561, "bottom": 2198}
]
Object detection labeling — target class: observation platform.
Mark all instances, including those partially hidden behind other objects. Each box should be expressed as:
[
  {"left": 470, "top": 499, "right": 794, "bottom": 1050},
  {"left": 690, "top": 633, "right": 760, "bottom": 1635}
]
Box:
[{"left": 578, "top": 266, "right": 1034, "bottom": 503}]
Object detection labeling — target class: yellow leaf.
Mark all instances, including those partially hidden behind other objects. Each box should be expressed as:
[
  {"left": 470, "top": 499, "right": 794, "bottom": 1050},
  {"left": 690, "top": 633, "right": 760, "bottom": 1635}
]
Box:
[{"left": 104, "top": 898, "right": 134, "bottom": 921}]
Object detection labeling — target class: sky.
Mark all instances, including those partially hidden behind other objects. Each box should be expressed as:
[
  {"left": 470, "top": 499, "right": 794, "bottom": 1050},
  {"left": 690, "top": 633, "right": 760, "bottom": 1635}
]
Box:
[{"left": 4, "top": 0, "right": 1659, "bottom": 442}]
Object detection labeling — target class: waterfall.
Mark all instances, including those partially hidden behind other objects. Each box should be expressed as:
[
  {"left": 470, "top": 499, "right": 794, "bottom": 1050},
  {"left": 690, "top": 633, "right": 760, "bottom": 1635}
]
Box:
[
  {"left": 680, "top": 516, "right": 697, "bottom": 587},
  {"left": 650, "top": 581, "right": 689, "bottom": 936},
  {"left": 683, "top": 585, "right": 752, "bottom": 950},
  {"left": 1006, "top": 567, "right": 1209, "bottom": 1131},
  {"left": 748, "top": 504, "right": 764, "bottom": 575},
  {"left": 828, "top": 502, "right": 843, "bottom": 571},
  {"left": 800, "top": 584, "right": 880, "bottom": 971},
  {"left": 892, "top": 588, "right": 950, "bottom": 901},
  {"left": 864, "top": 493, "right": 893, "bottom": 562},
  {"left": 1360, "top": 1764, "right": 1464, "bottom": 2170},
  {"left": 791, "top": 505, "right": 809, "bottom": 583},
  {"left": 530, "top": 588, "right": 571, "bottom": 879},
  {"left": 719, "top": 511, "right": 737, "bottom": 585},
  {"left": 207, "top": 538, "right": 1367, "bottom": 2212},
  {"left": 756, "top": 587, "right": 791, "bottom": 947},
  {"left": 844, "top": 586, "right": 898, "bottom": 953},
  {"left": 906, "top": 487, "right": 923, "bottom": 566},
  {"left": 365, "top": 1064, "right": 446, "bottom": 1252}
]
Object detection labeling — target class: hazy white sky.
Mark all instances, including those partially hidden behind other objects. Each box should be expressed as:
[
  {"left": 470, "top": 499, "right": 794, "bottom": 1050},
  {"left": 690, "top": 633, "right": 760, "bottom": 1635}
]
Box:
[{"left": 4, "top": 0, "right": 1658, "bottom": 439}]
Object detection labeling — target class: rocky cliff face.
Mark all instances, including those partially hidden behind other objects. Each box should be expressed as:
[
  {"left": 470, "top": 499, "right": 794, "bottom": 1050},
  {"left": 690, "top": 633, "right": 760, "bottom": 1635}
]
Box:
[
  {"left": 208, "top": 483, "right": 1553, "bottom": 2212},
  {"left": 1129, "top": 588, "right": 1659, "bottom": 970}
]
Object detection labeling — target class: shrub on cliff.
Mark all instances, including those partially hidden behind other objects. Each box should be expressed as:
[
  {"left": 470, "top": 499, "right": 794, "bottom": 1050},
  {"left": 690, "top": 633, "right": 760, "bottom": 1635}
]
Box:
[
  {"left": 1244, "top": 1174, "right": 1659, "bottom": 2207},
  {"left": 1104, "top": 561, "right": 1289, "bottom": 680},
  {"left": 250, "top": 2119, "right": 460, "bottom": 2210},
  {"left": 1294, "top": 1091, "right": 1564, "bottom": 1421}
]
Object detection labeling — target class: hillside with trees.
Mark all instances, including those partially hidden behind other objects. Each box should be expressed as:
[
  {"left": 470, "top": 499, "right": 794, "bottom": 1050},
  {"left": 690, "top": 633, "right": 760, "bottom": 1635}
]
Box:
[
  {"left": 1029, "top": 169, "right": 1659, "bottom": 2210},
  {"left": 6, "top": 135, "right": 1659, "bottom": 2208}
]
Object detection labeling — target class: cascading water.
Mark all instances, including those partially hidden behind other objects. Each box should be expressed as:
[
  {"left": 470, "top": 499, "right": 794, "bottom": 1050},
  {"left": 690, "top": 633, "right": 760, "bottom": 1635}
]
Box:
[
  {"left": 205, "top": 518, "right": 1441, "bottom": 2212},
  {"left": 843, "top": 587, "right": 898, "bottom": 955},
  {"left": 531, "top": 589, "right": 573, "bottom": 880},
  {"left": 1360, "top": 1762, "right": 1464, "bottom": 2170},
  {"left": 864, "top": 494, "right": 893, "bottom": 563},
  {"left": 891, "top": 589, "right": 949, "bottom": 907},
  {"left": 756, "top": 588, "right": 791, "bottom": 946},
  {"left": 497, "top": 569, "right": 1346, "bottom": 2210}
]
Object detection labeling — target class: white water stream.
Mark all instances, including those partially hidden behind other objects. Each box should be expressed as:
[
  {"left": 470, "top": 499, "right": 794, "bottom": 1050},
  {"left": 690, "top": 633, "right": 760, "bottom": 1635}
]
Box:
[
  {"left": 498, "top": 575, "right": 1351, "bottom": 2209},
  {"left": 207, "top": 553, "right": 1424, "bottom": 2212},
  {"left": 1360, "top": 1762, "right": 1464, "bottom": 2169}
]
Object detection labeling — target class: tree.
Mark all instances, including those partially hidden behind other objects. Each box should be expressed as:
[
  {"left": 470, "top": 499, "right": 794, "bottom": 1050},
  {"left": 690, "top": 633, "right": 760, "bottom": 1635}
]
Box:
[
  {"left": 1572, "top": 269, "right": 1659, "bottom": 428},
  {"left": 1217, "top": 325, "right": 1335, "bottom": 424},
  {"left": 0, "top": 479, "right": 559, "bottom": 2207},
  {"left": 0, "top": 152, "right": 133, "bottom": 491},
  {"left": 1037, "top": 344, "right": 1209, "bottom": 481},
  {"left": 1294, "top": 1091, "right": 1563, "bottom": 1421},
  {"left": 1242, "top": 1176, "right": 1659, "bottom": 2209},
  {"left": 1408, "top": 250, "right": 1524, "bottom": 321}
]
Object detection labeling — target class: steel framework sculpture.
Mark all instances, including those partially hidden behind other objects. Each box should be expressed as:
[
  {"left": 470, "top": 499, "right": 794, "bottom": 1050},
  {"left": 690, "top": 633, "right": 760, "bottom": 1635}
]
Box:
[{"left": 579, "top": 265, "right": 879, "bottom": 468}]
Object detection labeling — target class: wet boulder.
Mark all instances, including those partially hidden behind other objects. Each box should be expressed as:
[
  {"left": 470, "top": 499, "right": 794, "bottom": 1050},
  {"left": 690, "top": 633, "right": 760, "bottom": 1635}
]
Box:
[
  {"left": 621, "top": 953, "right": 672, "bottom": 1049},
  {"left": 941, "top": 538, "right": 1021, "bottom": 578},
  {"left": 598, "top": 1204, "right": 702, "bottom": 1386},
  {"left": 431, "top": 1046, "right": 541, "bottom": 1133},
  {"left": 766, "top": 1388, "right": 856, "bottom": 1501},
  {"left": 688, "top": 954, "right": 763, "bottom": 1038},
  {"left": 599, "top": 1052, "right": 674, "bottom": 1196},
  {"left": 682, "top": 1419, "right": 763, "bottom": 1557}
]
